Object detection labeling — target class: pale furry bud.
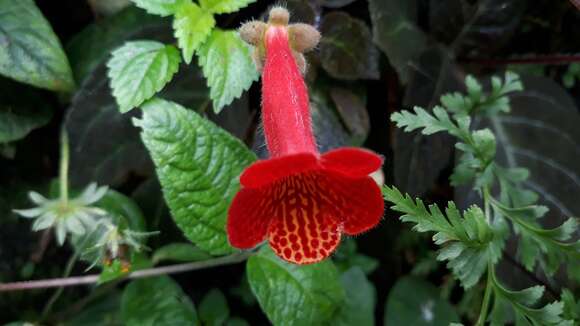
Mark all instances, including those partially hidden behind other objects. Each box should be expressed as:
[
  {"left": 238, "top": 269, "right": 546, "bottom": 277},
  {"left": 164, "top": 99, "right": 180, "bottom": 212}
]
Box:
[
  {"left": 288, "top": 23, "right": 320, "bottom": 53},
  {"left": 239, "top": 21, "right": 267, "bottom": 46},
  {"left": 268, "top": 6, "right": 289, "bottom": 25}
]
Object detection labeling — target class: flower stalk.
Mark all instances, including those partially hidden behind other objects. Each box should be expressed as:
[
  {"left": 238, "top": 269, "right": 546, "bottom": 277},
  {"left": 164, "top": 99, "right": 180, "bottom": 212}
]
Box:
[{"left": 60, "top": 129, "right": 69, "bottom": 205}]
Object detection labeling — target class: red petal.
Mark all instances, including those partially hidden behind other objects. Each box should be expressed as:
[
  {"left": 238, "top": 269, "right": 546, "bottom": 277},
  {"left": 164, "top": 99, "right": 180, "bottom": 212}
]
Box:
[
  {"left": 239, "top": 153, "right": 319, "bottom": 188},
  {"left": 227, "top": 188, "right": 272, "bottom": 249},
  {"left": 329, "top": 174, "right": 384, "bottom": 235},
  {"left": 321, "top": 147, "right": 383, "bottom": 178},
  {"left": 266, "top": 173, "right": 342, "bottom": 264}
]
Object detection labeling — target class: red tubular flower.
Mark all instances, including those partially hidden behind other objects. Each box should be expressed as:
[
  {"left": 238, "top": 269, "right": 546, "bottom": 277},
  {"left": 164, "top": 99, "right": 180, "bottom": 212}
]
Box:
[{"left": 228, "top": 7, "right": 384, "bottom": 264}]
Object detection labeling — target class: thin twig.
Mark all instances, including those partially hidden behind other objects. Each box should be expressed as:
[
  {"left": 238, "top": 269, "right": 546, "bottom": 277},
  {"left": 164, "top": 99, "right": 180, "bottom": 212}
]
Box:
[{"left": 0, "top": 251, "right": 252, "bottom": 292}]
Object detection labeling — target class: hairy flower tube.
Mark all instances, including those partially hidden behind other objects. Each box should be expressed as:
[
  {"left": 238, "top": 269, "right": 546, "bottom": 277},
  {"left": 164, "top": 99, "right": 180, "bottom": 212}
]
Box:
[{"left": 228, "top": 7, "right": 384, "bottom": 264}]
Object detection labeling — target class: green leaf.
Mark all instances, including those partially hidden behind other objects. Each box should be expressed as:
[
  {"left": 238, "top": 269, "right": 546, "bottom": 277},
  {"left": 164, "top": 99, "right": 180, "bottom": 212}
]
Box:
[
  {"left": 383, "top": 185, "right": 506, "bottom": 288},
  {"left": 490, "top": 198, "right": 580, "bottom": 274},
  {"left": 88, "top": 0, "right": 132, "bottom": 16},
  {"left": 199, "top": 0, "right": 255, "bottom": 14},
  {"left": 199, "top": 288, "right": 230, "bottom": 326},
  {"left": 319, "top": 12, "right": 379, "bottom": 80},
  {"left": 136, "top": 98, "right": 256, "bottom": 255},
  {"left": 122, "top": 276, "right": 198, "bottom": 325},
  {"left": 561, "top": 289, "right": 580, "bottom": 322},
  {"left": 333, "top": 238, "right": 379, "bottom": 275},
  {"left": 226, "top": 317, "right": 250, "bottom": 326},
  {"left": 391, "top": 106, "right": 470, "bottom": 139},
  {"left": 0, "top": 79, "right": 52, "bottom": 143},
  {"left": 98, "top": 260, "right": 130, "bottom": 283},
  {"left": 0, "top": 0, "right": 75, "bottom": 91},
  {"left": 368, "top": 0, "right": 427, "bottom": 83},
  {"left": 490, "top": 270, "right": 567, "bottom": 326},
  {"left": 330, "top": 267, "right": 376, "bottom": 326},
  {"left": 329, "top": 87, "right": 371, "bottom": 144},
  {"left": 247, "top": 247, "right": 345, "bottom": 326},
  {"left": 66, "top": 55, "right": 209, "bottom": 187},
  {"left": 152, "top": 243, "right": 212, "bottom": 264},
  {"left": 484, "top": 74, "right": 580, "bottom": 218},
  {"left": 198, "top": 29, "right": 259, "bottom": 113},
  {"left": 131, "top": 0, "right": 183, "bottom": 16},
  {"left": 107, "top": 41, "right": 181, "bottom": 113},
  {"left": 392, "top": 47, "right": 459, "bottom": 196},
  {"left": 448, "top": 0, "right": 525, "bottom": 57},
  {"left": 64, "top": 291, "right": 122, "bottom": 326},
  {"left": 384, "top": 276, "right": 460, "bottom": 325},
  {"left": 173, "top": 1, "right": 215, "bottom": 64},
  {"left": 95, "top": 189, "right": 147, "bottom": 232},
  {"left": 66, "top": 6, "right": 166, "bottom": 83}
]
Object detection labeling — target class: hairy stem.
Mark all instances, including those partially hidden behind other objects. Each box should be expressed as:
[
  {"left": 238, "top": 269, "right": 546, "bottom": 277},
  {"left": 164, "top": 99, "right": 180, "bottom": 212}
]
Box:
[
  {"left": 475, "top": 186, "right": 494, "bottom": 324},
  {"left": 483, "top": 186, "right": 492, "bottom": 224},
  {"left": 476, "top": 265, "right": 494, "bottom": 326},
  {"left": 0, "top": 251, "right": 252, "bottom": 292},
  {"left": 60, "top": 129, "right": 70, "bottom": 205}
]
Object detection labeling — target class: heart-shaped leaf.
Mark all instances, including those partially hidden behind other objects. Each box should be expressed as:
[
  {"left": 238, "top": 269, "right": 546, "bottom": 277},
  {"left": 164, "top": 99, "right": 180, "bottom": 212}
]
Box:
[
  {"left": 247, "top": 246, "right": 345, "bottom": 326},
  {"left": 136, "top": 98, "right": 256, "bottom": 255}
]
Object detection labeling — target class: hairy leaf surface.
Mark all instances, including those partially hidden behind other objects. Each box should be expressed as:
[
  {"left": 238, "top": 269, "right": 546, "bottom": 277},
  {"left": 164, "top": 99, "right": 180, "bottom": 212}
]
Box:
[{"left": 137, "top": 98, "right": 255, "bottom": 254}]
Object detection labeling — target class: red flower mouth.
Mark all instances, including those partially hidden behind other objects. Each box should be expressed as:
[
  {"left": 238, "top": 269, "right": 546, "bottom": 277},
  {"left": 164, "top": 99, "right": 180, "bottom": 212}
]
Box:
[{"left": 228, "top": 149, "right": 384, "bottom": 264}]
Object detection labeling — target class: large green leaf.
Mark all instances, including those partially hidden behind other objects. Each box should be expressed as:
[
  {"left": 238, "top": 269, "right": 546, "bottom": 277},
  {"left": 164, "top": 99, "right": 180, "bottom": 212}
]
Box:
[
  {"left": 66, "top": 6, "right": 167, "bottom": 83},
  {"left": 198, "top": 29, "right": 259, "bottom": 113},
  {"left": 0, "top": 0, "right": 75, "bottom": 91},
  {"left": 199, "top": 0, "right": 255, "bottom": 14},
  {"left": 122, "top": 276, "right": 198, "bottom": 325},
  {"left": 66, "top": 64, "right": 154, "bottom": 187},
  {"left": 368, "top": 0, "right": 427, "bottom": 83},
  {"left": 330, "top": 267, "right": 376, "bottom": 326},
  {"left": 132, "top": 0, "right": 183, "bottom": 16},
  {"left": 173, "top": 1, "right": 215, "bottom": 64},
  {"left": 107, "top": 41, "right": 181, "bottom": 113},
  {"left": 64, "top": 291, "right": 122, "bottom": 326},
  {"left": 152, "top": 243, "right": 212, "bottom": 264},
  {"left": 384, "top": 276, "right": 460, "bottom": 325},
  {"left": 0, "top": 79, "right": 52, "bottom": 143},
  {"left": 136, "top": 98, "right": 255, "bottom": 255},
  {"left": 199, "top": 288, "right": 230, "bottom": 326},
  {"left": 394, "top": 47, "right": 460, "bottom": 196},
  {"left": 88, "top": 0, "right": 131, "bottom": 16},
  {"left": 246, "top": 247, "right": 345, "bottom": 326},
  {"left": 66, "top": 13, "right": 210, "bottom": 187},
  {"left": 447, "top": 0, "right": 526, "bottom": 56},
  {"left": 319, "top": 12, "right": 379, "bottom": 80},
  {"left": 487, "top": 75, "right": 580, "bottom": 219}
]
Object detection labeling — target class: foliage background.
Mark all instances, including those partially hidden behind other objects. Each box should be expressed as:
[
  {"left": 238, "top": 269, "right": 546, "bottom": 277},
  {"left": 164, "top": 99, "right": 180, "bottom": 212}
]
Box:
[{"left": 0, "top": 0, "right": 579, "bottom": 325}]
